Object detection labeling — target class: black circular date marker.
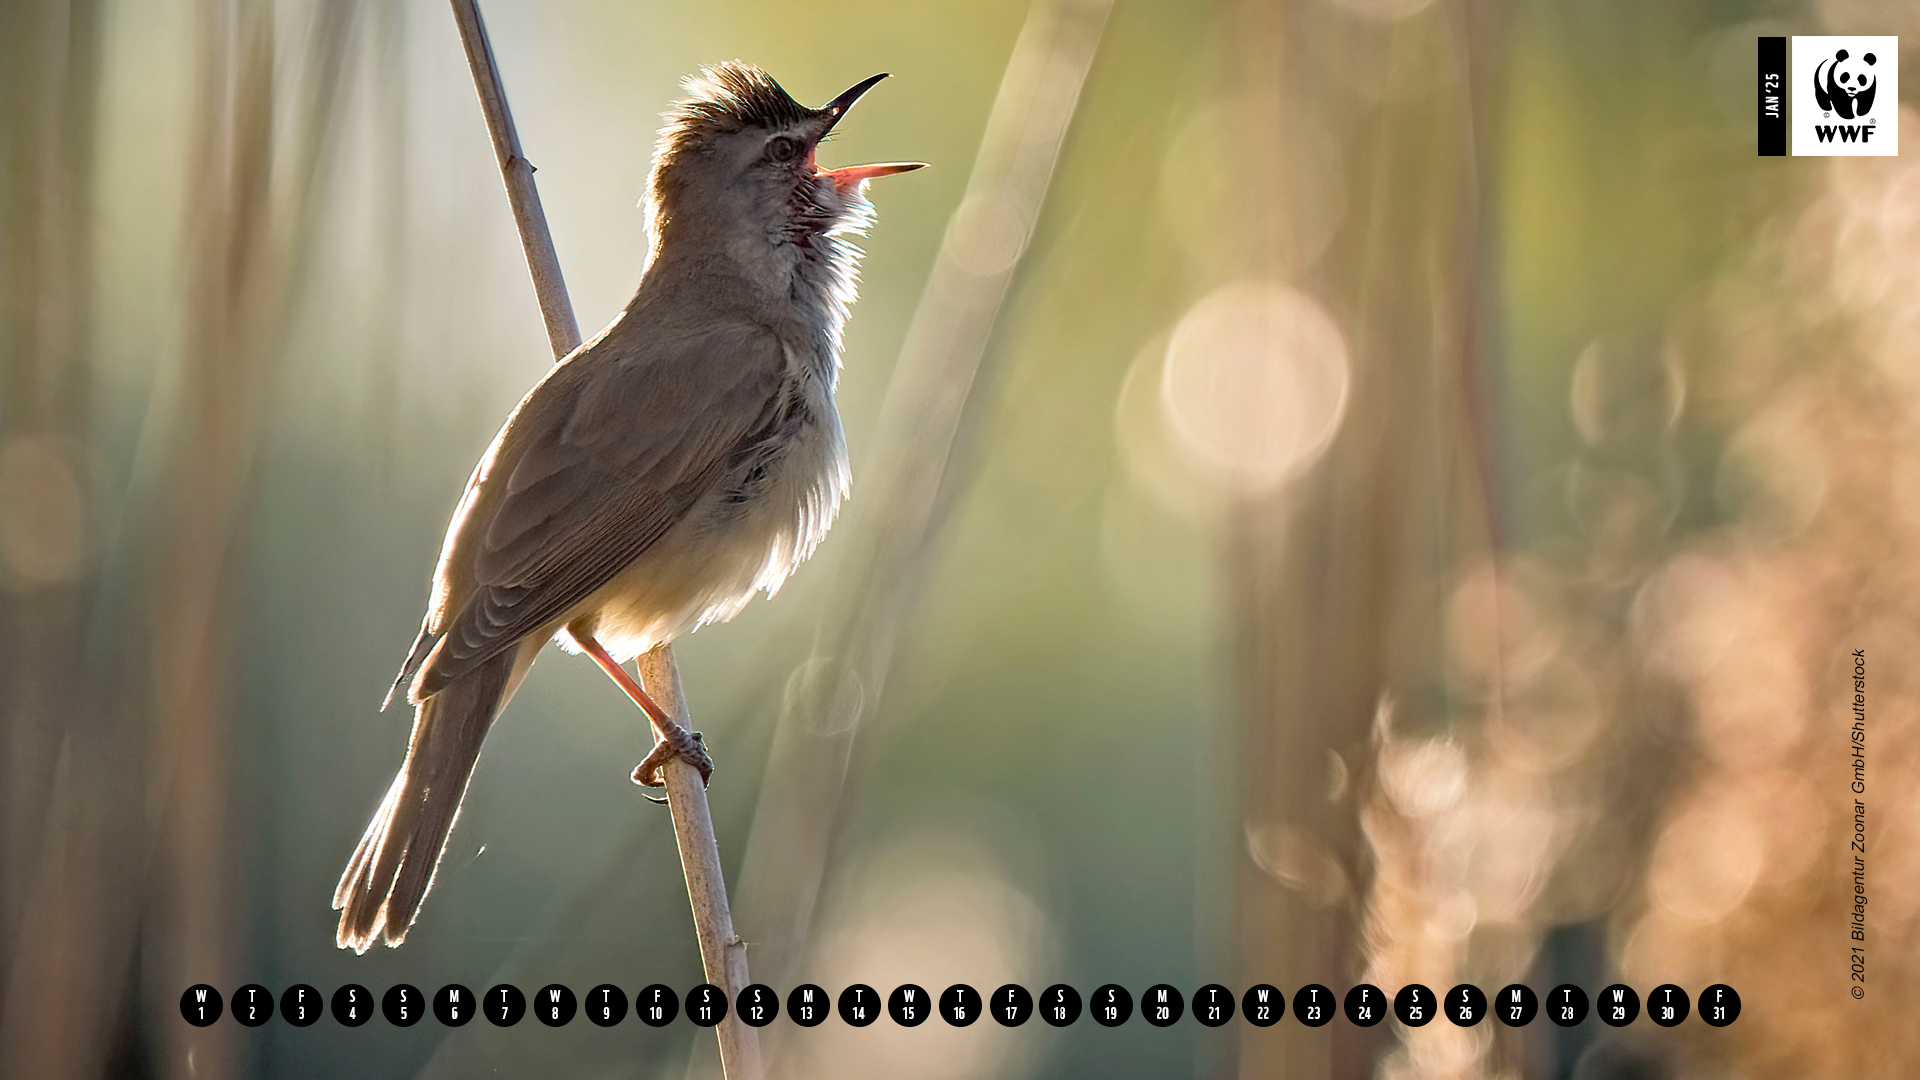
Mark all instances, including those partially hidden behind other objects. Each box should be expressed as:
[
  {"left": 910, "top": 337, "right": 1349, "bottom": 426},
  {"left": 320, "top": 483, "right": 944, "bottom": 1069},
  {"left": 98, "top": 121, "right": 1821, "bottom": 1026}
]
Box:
[
  {"left": 1344, "top": 983, "right": 1385, "bottom": 1027},
  {"left": 586, "top": 984, "right": 628, "bottom": 1026},
  {"left": 232, "top": 984, "right": 273, "bottom": 1027},
  {"left": 383, "top": 984, "right": 424, "bottom": 1027},
  {"left": 1446, "top": 984, "right": 1487, "bottom": 1026},
  {"left": 1091, "top": 984, "right": 1133, "bottom": 1027},
  {"left": 1489, "top": 980, "right": 1536, "bottom": 1022},
  {"left": 838, "top": 983, "right": 879, "bottom": 1027},
  {"left": 1548, "top": 984, "right": 1588, "bottom": 1027},
  {"left": 535, "top": 984, "right": 577, "bottom": 1027},
  {"left": 433, "top": 984, "right": 475, "bottom": 1027},
  {"left": 1242, "top": 984, "right": 1284, "bottom": 1027},
  {"left": 940, "top": 984, "right": 982, "bottom": 1026},
  {"left": 1648, "top": 984, "right": 1688, "bottom": 1027},
  {"left": 736, "top": 984, "right": 779, "bottom": 1027},
  {"left": 1698, "top": 984, "right": 1739, "bottom": 1026},
  {"left": 485, "top": 984, "right": 525, "bottom": 1026},
  {"left": 1143, "top": 984, "right": 1183, "bottom": 1026},
  {"left": 1494, "top": 984, "right": 1537, "bottom": 1027},
  {"left": 1393, "top": 984, "right": 1435, "bottom": 1027},
  {"left": 991, "top": 983, "right": 1033, "bottom": 1026},
  {"left": 887, "top": 983, "right": 930, "bottom": 1026},
  {"left": 787, "top": 984, "right": 829, "bottom": 1027},
  {"left": 280, "top": 985, "right": 321, "bottom": 1027},
  {"left": 181, "top": 985, "right": 222, "bottom": 1027},
  {"left": 1292, "top": 983, "right": 1334, "bottom": 1027},
  {"left": 1193, "top": 984, "right": 1235, "bottom": 1027},
  {"left": 1598, "top": 984, "right": 1639, "bottom": 1027},
  {"left": 686, "top": 984, "right": 728, "bottom": 1028},
  {"left": 1039, "top": 983, "right": 1081, "bottom": 1027},
  {"left": 637, "top": 984, "right": 678, "bottom": 1027},
  {"left": 331, "top": 984, "right": 372, "bottom": 1027}
]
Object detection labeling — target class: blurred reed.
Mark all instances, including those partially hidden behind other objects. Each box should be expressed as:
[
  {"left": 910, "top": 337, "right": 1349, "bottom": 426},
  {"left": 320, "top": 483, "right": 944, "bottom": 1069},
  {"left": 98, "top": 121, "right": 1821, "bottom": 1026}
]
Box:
[
  {"left": 2, "top": 1, "right": 355, "bottom": 1077},
  {"left": 1207, "top": 1, "right": 1501, "bottom": 1078},
  {"left": 1609, "top": 138, "right": 1920, "bottom": 1080},
  {"left": 146, "top": 4, "right": 357, "bottom": 1076},
  {"left": 729, "top": 5, "right": 1113, "bottom": 1078},
  {"left": 0, "top": 1, "right": 109, "bottom": 1077}
]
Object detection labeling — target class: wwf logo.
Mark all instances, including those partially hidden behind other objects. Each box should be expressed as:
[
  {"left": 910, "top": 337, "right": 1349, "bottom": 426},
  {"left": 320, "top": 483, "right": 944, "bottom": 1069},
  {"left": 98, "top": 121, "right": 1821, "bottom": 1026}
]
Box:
[
  {"left": 1812, "top": 48, "right": 1878, "bottom": 119},
  {"left": 1788, "top": 35, "right": 1897, "bottom": 156}
]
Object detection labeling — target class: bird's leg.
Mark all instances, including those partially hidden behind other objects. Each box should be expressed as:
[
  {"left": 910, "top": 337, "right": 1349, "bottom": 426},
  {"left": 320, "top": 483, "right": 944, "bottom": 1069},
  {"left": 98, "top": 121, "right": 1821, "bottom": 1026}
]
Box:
[{"left": 577, "top": 633, "right": 713, "bottom": 788}]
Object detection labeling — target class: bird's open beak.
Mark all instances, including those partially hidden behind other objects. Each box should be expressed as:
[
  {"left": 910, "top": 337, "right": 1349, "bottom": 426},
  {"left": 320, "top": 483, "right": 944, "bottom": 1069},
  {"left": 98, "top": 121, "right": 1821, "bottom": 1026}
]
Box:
[
  {"left": 816, "top": 73, "right": 928, "bottom": 193},
  {"left": 820, "top": 161, "right": 927, "bottom": 193}
]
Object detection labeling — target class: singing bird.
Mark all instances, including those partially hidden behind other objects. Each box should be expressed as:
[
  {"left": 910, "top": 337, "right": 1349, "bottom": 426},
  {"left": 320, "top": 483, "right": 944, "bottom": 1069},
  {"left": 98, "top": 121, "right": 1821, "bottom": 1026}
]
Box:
[{"left": 334, "top": 63, "right": 924, "bottom": 952}]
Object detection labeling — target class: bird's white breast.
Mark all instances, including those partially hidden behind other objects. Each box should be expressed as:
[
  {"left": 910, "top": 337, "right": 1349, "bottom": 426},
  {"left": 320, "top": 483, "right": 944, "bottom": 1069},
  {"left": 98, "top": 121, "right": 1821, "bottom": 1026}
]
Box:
[{"left": 562, "top": 346, "right": 848, "bottom": 662}]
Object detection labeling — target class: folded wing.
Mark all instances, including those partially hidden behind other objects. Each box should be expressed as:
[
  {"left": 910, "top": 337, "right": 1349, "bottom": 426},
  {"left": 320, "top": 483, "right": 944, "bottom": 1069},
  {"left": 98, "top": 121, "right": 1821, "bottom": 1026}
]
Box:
[{"left": 406, "top": 318, "right": 786, "bottom": 700}]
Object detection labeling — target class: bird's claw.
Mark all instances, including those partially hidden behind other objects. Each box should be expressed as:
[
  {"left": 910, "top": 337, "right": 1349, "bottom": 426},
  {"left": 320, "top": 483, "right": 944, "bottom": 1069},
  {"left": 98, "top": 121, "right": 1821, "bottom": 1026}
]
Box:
[{"left": 631, "top": 727, "right": 713, "bottom": 791}]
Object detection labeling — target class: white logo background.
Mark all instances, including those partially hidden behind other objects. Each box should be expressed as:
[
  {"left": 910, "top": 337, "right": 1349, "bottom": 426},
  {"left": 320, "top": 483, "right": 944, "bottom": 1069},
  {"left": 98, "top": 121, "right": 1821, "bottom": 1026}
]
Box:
[{"left": 1792, "top": 36, "right": 1898, "bottom": 157}]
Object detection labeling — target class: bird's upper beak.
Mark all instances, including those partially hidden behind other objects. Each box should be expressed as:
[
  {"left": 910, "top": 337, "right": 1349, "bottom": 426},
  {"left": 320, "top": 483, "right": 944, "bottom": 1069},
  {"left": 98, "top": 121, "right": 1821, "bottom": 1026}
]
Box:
[{"left": 816, "top": 73, "right": 927, "bottom": 194}]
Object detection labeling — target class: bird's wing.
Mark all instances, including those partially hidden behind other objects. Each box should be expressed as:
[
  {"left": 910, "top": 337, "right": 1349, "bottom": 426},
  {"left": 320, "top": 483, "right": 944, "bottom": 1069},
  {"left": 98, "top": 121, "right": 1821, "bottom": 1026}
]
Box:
[{"left": 410, "top": 318, "right": 786, "bottom": 698}]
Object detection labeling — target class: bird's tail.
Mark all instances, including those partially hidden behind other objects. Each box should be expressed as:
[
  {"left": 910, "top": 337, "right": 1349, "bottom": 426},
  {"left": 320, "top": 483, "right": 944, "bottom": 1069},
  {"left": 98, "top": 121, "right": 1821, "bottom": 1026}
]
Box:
[{"left": 333, "top": 645, "right": 524, "bottom": 952}]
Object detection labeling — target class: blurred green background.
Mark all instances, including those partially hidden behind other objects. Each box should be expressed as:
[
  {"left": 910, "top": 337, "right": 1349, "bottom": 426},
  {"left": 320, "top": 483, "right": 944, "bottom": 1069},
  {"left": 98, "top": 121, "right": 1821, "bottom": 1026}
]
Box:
[{"left": 3, "top": 0, "right": 1917, "bottom": 1077}]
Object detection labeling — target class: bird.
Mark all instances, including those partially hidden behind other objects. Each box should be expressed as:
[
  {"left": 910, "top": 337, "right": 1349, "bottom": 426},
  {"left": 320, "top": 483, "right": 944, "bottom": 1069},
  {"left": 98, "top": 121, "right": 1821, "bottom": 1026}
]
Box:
[{"left": 333, "top": 62, "right": 924, "bottom": 952}]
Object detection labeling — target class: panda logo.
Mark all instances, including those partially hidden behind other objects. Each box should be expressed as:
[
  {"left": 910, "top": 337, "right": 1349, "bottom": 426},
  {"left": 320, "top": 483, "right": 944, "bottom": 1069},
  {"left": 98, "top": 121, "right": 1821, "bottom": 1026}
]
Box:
[{"left": 1813, "top": 48, "right": 1877, "bottom": 120}]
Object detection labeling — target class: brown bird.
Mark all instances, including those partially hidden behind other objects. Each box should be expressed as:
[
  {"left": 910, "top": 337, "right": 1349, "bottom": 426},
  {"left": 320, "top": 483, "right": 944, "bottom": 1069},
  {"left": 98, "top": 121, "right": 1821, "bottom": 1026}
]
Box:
[{"left": 333, "top": 62, "right": 923, "bottom": 952}]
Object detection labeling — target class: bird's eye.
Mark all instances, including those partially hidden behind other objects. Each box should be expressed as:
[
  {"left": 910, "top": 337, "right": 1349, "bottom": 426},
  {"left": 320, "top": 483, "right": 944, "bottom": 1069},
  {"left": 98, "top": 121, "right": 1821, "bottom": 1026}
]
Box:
[{"left": 766, "top": 136, "right": 801, "bottom": 163}]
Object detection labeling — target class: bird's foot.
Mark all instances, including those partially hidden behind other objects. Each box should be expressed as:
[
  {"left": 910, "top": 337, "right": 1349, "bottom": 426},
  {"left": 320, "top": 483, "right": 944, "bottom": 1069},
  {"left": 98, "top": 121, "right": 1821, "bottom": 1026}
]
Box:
[{"left": 631, "top": 725, "right": 713, "bottom": 790}]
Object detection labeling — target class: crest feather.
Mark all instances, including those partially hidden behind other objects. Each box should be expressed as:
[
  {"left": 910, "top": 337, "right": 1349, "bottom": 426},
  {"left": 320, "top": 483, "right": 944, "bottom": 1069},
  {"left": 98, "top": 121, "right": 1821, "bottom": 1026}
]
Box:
[{"left": 663, "top": 62, "right": 819, "bottom": 146}]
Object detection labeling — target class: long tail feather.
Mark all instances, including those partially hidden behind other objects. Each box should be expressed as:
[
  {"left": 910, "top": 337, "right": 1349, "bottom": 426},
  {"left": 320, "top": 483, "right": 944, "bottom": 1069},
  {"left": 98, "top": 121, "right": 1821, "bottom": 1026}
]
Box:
[{"left": 334, "top": 646, "right": 520, "bottom": 952}]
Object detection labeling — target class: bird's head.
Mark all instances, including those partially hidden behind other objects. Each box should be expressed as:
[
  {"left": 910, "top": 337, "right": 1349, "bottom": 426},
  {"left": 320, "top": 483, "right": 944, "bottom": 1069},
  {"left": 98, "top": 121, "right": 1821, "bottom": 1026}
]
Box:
[{"left": 643, "top": 63, "right": 924, "bottom": 266}]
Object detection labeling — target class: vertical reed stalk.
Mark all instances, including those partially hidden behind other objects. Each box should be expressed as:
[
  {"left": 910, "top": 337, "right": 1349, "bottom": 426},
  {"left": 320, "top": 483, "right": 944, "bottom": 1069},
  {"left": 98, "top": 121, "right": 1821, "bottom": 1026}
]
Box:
[{"left": 447, "top": 3, "right": 761, "bottom": 1076}]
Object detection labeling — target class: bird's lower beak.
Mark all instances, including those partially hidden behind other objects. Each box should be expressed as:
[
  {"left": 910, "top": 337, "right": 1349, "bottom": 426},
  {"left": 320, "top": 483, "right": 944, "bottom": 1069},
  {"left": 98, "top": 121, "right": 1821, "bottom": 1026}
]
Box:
[{"left": 820, "top": 161, "right": 928, "bottom": 194}]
